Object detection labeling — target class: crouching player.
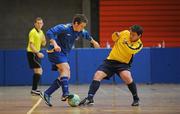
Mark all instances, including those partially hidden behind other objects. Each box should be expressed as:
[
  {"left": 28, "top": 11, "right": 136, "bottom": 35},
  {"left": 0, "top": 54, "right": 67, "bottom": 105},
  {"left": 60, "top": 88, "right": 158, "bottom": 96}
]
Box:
[{"left": 79, "top": 25, "right": 144, "bottom": 106}]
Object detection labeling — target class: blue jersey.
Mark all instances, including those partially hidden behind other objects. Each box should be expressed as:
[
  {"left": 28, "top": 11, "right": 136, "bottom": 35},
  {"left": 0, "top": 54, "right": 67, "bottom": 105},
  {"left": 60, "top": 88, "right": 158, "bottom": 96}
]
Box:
[{"left": 46, "top": 23, "right": 92, "bottom": 54}]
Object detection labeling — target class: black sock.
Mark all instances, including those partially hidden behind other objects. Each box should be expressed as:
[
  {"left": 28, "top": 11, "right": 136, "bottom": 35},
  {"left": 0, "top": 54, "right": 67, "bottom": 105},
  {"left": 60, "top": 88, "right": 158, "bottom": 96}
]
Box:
[
  {"left": 32, "top": 73, "right": 41, "bottom": 90},
  {"left": 127, "top": 81, "right": 139, "bottom": 101},
  {"left": 87, "top": 80, "right": 100, "bottom": 100}
]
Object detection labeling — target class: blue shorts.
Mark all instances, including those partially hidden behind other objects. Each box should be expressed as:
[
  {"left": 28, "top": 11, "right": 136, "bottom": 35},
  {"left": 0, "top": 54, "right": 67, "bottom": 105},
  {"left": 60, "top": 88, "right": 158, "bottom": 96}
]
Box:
[
  {"left": 97, "top": 59, "right": 131, "bottom": 80},
  {"left": 48, "top": 51, "right": 68, "bottom": 71}
]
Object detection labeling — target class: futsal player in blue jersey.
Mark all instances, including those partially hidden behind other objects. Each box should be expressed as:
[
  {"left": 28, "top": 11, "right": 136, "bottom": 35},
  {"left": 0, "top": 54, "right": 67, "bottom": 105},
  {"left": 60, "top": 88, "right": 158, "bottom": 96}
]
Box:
[{"left": 40, "top": 14, "right": 100, "bottom": 107}]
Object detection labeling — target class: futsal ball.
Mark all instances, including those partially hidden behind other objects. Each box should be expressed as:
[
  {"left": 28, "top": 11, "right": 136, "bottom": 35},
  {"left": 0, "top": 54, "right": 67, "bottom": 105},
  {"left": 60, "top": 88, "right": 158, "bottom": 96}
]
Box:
[{"left": 68, "top": 94, "right": 81, "bottom": 107}]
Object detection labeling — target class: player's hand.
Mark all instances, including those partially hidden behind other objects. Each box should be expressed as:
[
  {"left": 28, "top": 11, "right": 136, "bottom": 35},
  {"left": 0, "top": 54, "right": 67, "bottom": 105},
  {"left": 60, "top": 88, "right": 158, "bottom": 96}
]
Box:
[
  {"left": 91, "top": 39, "right": 100, "bottom": 48},
  {"left": 54, "top": 45, "right": 61, "bottom": 52},
  {"left": 93, "top": 41, "right": 100, "bottom": 48},
  {"left": 37, "top": 52, "right": 44, "bottom": 58}
]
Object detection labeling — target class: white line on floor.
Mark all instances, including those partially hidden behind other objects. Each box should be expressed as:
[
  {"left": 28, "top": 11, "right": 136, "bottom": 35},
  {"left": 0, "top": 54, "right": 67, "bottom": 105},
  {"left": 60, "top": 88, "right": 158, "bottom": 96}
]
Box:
[{"left": 27, "top": 98, "right": 42, "bottom": 114}]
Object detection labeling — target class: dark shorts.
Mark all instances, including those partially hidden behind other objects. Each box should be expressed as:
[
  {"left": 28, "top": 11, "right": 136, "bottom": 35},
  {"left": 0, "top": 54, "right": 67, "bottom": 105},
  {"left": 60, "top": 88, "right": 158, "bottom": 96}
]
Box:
[
  {"left": 27, "top": 52, "right": 41, "bottom": 69},
  {"left": 97, "top": 59, "right": 131, "bottom": 80},
  {"left": 48, "top": 51, "right": 68, "bottom": 71}
]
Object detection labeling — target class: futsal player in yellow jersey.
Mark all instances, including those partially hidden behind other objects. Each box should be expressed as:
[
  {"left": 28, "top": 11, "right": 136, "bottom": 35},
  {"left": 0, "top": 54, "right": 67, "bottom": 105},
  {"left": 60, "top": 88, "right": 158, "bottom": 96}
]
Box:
[
  {"left": 79, "top": 25, "right": 143, "bottom": 106},
  {"left": 27, "top": 17, "right": 46, "bottom": 95}
]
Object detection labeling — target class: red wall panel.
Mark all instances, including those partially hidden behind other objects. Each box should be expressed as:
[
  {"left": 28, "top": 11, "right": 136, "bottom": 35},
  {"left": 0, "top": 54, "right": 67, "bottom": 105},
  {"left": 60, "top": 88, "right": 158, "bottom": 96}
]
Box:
[{"left": 100, "top": 0, "right": 180, "bottom": 47}]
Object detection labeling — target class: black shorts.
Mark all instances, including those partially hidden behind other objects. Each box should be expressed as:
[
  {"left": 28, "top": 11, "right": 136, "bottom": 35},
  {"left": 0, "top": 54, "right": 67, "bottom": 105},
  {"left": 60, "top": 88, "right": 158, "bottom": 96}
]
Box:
[
  {"left": 97, "top": 59, "right": 131, "bottom": 80},
  {"left": 27, "top": 52, "right": 41, "bottom": 69}
]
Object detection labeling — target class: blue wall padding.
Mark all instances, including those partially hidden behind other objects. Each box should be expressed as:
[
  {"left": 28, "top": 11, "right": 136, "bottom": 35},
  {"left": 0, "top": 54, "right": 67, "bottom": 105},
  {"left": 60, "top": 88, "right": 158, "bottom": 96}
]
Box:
[
  {"left": 0, "top": 48, "right": 180, "bottom": 86},
  {"left": 0, "top": 51, "right": 4, "bottom": 85},
  {"left": 151, "top": 48, "right": 180, "bottom": 83},
  {"left": 4, "top": 50, "right": 32, "bottom": 85},
  {"left": 68, "top": 50, "right": 78, "bottom": 84},
  {"left": 76, "top": 49, "right": 112, "bottom": 84},
  {"left": 131, "top": 48, "right": 151, "bottom": 83}
]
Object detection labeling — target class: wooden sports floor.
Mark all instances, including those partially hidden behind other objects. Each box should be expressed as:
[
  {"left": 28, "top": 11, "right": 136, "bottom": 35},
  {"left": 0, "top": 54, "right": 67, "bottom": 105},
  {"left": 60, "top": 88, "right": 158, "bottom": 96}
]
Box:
[{"left": 0, "top": 84, "right": 180, "bottom": 114}]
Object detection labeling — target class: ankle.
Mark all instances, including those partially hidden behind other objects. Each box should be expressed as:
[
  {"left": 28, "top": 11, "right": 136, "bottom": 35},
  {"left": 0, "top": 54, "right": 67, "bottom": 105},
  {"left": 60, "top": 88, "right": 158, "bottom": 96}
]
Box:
[{"left": 133, "top": 97, "right": 139, "bottom": 101}]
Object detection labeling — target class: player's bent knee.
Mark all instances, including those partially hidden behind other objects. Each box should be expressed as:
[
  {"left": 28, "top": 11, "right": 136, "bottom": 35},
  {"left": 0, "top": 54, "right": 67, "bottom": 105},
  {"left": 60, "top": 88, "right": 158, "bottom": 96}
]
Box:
[
  {"left": 34, "top": 68, "right": 43, "bottom": 75},
  {"left": 93, "top": 71, "right": 106, "bottom": 81},
  {"left": 39, "top": 68, "right": 43, "bottom": 75},
  {"left": 40, "top": 69, "right": 43, "bottom": 74},
  {"left": 122, "top": 76, "right": 133, "bottom": 84}
]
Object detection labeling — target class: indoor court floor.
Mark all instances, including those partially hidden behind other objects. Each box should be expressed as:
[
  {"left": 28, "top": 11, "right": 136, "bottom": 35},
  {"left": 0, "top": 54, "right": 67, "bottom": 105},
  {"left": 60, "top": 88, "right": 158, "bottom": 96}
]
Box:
[{"left": 0, "top": 84, "right": 180, "bottom": 114}]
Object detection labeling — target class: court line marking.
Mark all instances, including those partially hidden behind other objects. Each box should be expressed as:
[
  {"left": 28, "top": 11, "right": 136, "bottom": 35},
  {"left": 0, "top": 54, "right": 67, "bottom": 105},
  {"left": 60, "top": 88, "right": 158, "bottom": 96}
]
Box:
[{"left": 27, "top": 98, "right": 42, "bottom": 114}]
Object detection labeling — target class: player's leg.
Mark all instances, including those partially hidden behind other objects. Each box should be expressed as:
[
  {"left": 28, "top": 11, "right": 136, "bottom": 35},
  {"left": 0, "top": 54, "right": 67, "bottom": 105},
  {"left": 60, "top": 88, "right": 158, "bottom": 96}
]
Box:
[
  {"left": 27, "top": 52, "right": 42, "bottom": 95},
  {"left": 31, "top": 68, "right": 42, "bottom": 95},
  {"left": 40, "top": 70, "right": 61, "bottom": 107},
  {"left": 87, "top": 71, "right": 106, "bottom": 100},
  {"left": 79, "top": 70, "right": 107, "bottom": 105},
  {"left": 56, "top": 63, "right": 71, "bottom": 101},
  {"left": 119, "top": 70, "right": 140, "bottom": 106},
  {"left": 40, "top": 52, "right": 69, "bottom": 106},
  {"left": 40, "top": 64, "right": 62, "bottom": 107},
  {"left": 43, "top": 65, "right": 61, "bottom": 96}
]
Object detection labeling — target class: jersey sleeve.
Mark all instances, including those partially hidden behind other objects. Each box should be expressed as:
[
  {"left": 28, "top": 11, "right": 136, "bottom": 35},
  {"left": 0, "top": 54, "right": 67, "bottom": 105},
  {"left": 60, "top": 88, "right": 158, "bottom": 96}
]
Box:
[
  {"left": 112, "top": 30, "right": 129, "bottom": 42},
  {"left": 46, "top": 24, "right": 65, "bottom": 40},
  {"left": 80, "top": 29, "right": 93, "bottom": 41},
  {"left": 112, "top": 32, "right": 120, "bottom": 42},
  {"left": 124, "top": 40, "right": 143, "bottom": 54}
]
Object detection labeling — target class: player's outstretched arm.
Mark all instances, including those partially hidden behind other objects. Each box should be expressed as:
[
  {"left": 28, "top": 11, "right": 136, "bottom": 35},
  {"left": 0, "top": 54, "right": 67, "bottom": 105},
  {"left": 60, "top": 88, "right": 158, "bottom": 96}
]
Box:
[{"left": 90, "top": 39, "right": 100, "bottom": 48}]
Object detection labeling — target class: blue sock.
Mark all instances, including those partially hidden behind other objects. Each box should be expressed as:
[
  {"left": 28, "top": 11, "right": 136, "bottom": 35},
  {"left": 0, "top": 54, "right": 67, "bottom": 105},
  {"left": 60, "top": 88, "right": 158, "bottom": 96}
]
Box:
[
  {"left": 60, "top": 77, "right": 69, "bottom": 96},
  {"left": 45, "top": 79, "right": 61, "bottom": 95},
  {"left": 88, "top": 80, "right": 100, "bottom": 100}
]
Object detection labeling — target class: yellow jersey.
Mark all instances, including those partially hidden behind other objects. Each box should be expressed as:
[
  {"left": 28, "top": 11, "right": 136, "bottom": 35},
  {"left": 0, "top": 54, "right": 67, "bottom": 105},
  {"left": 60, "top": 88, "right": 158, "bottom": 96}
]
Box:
[
  {"left": 107, "top": 30, "right": 143, "bottom": 64},
  {"left": 27, "top": 28, "right": 45, "bottom": 52}
]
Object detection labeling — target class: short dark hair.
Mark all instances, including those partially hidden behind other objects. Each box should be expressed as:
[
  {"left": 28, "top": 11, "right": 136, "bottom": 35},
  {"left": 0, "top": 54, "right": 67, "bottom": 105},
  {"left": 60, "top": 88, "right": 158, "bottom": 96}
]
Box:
[
  {"left": 130, "top": 25, "right": 144, "bottom": 36},
  {"left": 34, "top": 17, "right": 43, "bottom": 23},
  {"left": 72, "top": 14, "right": 88, "bottom": 24}
]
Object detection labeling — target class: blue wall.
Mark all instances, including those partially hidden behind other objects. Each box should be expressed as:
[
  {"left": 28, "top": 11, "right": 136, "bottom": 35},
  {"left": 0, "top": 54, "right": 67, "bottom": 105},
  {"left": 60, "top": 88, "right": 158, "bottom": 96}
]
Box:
[
  {"left": 151, "top": 48, "right": 180, "bottom": 83},
  {"left": 76, "top": 49, "right": 113, "bottom": 84},
  {"left": 0, "top": 48, "right": 180, "bottom": 86},
  {"left": 0, "top": 51, "right": 4, "bottom": 85},
  {"left": 4, "top": 51, "right": 32, "bottom": 85}
]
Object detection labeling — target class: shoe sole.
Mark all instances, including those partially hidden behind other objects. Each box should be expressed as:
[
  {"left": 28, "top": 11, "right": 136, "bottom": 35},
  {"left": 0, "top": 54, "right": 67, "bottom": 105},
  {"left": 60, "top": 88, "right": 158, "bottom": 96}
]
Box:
[
  {"left": 40, "top": 93, "right": 52, "bottom": 107},
  {"left": 61, "top": 96, "right": 68, "bottom": 101},
  {"left": 87, "top": 102, "right": 94, "bottom": 105},
  {"left": 132, "top": 104, "right": 139, "bottom": 106},
  {"left": 79, "top": 98, "right": 94, "bottom": 106},
  {"left": 61, "top": 94, "right": 73, "bottom": 101},
  {"left": 79, "top": 99, "right": 87, "bottom": 106},
  {"left": 31, "top": 92, "right": 40, "bottom": 96}
]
